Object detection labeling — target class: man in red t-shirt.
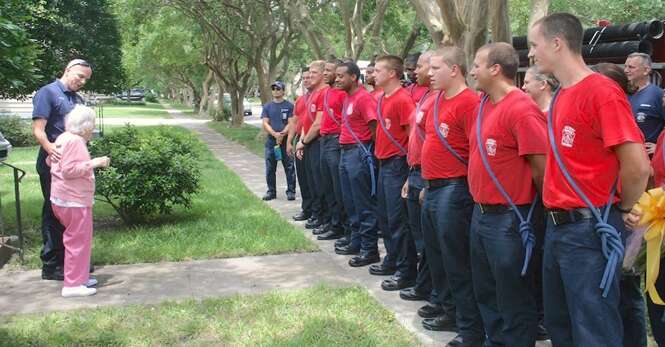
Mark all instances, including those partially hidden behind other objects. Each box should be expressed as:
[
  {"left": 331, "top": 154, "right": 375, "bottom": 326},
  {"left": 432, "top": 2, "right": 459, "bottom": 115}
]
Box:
[
  {"left": 370, "top": 55, "right": 418, "bottom": 293},
  {"left": 295, "top": 61, "right": 329, "bottom": 230},
  {"left": 418, "top": 47, "right": 484, "bottom": 343},
  {"left": 366, "top": 63, "right": 382, "bottom": 100},
  {"left": 288, "top": 70, "right": 315, "bottom": 222},
  {"left": 335, "top": 61, "right": 381, "bottom": 267},
  {"left": 529, "top": 13, "right": 650, "bottom": 346},
  {"left": 468, "top": 42, "right": 547, "bottom": 346},
  {"left": 315, "top": 59, "right": 349, "bottom": 241},
  {"left": 399, "top": 51, "right": 442, "bottom": 317}
]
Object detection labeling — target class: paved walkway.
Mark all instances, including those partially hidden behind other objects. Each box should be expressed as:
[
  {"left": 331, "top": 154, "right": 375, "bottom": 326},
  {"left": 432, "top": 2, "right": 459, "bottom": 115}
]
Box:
[{"left": 1, "top": 106, "right": 551, "bottom": 346}]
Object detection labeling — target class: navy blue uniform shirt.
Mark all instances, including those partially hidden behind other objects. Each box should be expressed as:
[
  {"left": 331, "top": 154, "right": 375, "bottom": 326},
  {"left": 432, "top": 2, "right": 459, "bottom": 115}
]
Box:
[
  {"left": 32, "top": 80, "right": 84, "bottom": 142},
  {"left": 262, "top": 100, "right": 294, "bottom": 137},
  {"left": 629, "top": 83, "right": 665, "bottom": 143}
]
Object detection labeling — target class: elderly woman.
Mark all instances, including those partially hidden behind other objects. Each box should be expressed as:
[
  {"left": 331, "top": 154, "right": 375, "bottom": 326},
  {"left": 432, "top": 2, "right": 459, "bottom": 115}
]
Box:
[
  {"left": 521, "top": 65, "right": 558, "bottom": 113},
  {"left": 49, "top": 105, "right": 109, "bottom": 297}
]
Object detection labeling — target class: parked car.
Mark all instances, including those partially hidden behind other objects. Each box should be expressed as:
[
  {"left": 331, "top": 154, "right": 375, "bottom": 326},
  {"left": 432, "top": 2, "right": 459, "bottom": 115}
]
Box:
[
  {"left": 116, "top": 88, "right": 145, "bottom": 101},
  {"left": 0, "top": 131, "right": 12, "bottom": 162},
  {"left": 219, "top": 93, "right": 253, "bottom": 116}
]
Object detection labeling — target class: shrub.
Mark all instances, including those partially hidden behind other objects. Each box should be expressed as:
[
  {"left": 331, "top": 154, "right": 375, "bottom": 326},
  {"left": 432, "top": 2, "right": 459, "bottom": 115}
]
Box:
[
  {"left": 88, "top": 125, "right": 203, "bottom": 225},
  {"left": 144, "top": 91, "right": 157, "bottom": 103},
  {"left": 106, "top": 99, "right": 146, "bottom": 106},
  {"left": 0, "top": 115, "right": 37, "bottom": 147}
]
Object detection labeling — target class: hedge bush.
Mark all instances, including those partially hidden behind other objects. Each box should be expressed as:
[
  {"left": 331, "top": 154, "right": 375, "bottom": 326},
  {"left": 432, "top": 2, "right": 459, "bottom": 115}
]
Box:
[
  {"left": 0, "top": 115, "right": 37, "bottom": 147},
  {"left": 89, "top": 125, "right": 202, "bottom": 224}
]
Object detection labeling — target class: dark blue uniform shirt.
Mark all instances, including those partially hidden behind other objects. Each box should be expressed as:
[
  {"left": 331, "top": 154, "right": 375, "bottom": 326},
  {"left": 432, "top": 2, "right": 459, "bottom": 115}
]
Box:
[
  {"left": 629, "top": 83, "right": 665, "bottom": 143},
  {"left": 262, "top": 100, "right": 294, "bottom": 142},
  {"left": 32, "top": 80, "right": 83, "bottom": 142}
]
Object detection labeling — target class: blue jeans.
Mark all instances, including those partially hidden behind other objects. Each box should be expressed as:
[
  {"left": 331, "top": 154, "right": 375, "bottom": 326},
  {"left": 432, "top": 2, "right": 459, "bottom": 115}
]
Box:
[
  {"left": 304, "top": 139, "right": 324, "bottom": 220},
  {"left": 37, "top": 148, "right": 65, "bottom": 271},
  {"left": 339, "top": 145, "right": 378, "bottom": 254},
  {"left": 406, "top": 169, "right": 432, "bottom": 296},
  {"left": 423, "top": 179, "right": 482, "bottom": 341},
  {"left": 543, "top": 208, "right": 625, "bottom": 347},
  {"left": 470, "top": 205, "right": 537, "bottom": 347},
  {"left": 377, "top": 156, "right": 416, "bottom": 279},
  {"left": 320, "top": 135, "right": 345, "bottom": 231},
  {"left": 264, "top": 139, "right": 295, "bottom": 195}
]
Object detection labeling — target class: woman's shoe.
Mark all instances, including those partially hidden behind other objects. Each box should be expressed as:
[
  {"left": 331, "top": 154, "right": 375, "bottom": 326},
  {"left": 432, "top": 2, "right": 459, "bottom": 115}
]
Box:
[{"left": 62, "top": 285, "right": 97, "bottom": 298}]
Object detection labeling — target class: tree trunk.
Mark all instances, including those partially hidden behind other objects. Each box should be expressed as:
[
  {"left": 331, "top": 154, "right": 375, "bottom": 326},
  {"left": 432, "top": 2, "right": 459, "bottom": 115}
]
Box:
[
  {"left": 489, "top": 0, "right": 511, "bottom": 43},
  {"left": 400, "top": 17, "right": 421, "bottom": 58},
  {"left": 410, "top": 0, "right": 446, "bottom": 46},
  {"left": 199, "top": 69, "right": 213, "bottom": 115},
  {"left": 528, "top": 0, "right": 551, "bottom": 29}
]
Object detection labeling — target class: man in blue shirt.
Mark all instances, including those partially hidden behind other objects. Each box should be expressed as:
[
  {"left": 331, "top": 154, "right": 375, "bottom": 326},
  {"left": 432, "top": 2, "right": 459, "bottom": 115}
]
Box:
[
  {"left": 262, "top": 81, "right": 296, "bottom": 201},
  {"left": 625, "top": 52, "right": 665, "bottom": 154},
  {"left": 32, "top": 59, "right": 92, "bottom": 281}
]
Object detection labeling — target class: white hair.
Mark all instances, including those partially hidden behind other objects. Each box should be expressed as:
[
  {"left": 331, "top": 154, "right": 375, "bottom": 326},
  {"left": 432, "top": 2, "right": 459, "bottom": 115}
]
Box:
[{"left": 65, "top": 105, "right": 96, "bottom": 136}]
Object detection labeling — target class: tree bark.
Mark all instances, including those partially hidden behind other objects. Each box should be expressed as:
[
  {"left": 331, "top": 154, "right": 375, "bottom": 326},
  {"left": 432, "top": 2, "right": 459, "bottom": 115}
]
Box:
[
  {"left": 400, "top": 17, "right": 421, "bottom": 58},
  {"left": 489, "top": 0, "right": 511, "bottom": 43},
  {"left": 528, "top": 0, "right": 551, "bottom": 30},
  {"left": 199, "top": 69, "right": 213, "bottom": 116},
  {"left": 410, "top": 0, "right": 446, "bottom": 46}
]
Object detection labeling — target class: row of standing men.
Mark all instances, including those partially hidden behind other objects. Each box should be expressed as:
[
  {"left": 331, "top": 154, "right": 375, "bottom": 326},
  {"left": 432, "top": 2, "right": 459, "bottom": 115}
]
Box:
[{"left": 260, "top": 12, "right": 665, "bottom": 347}]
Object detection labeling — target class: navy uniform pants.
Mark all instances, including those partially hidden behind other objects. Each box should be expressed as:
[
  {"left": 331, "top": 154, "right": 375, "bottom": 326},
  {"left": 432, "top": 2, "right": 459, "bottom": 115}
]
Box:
[
  {"left": 303, "top": 139, "right": 325, "bottom": 221},
  {"left": 405, "top": 168, "right": 432, "bottom": 297},
  {"left": 339, "top": 145, "right": 378, "bottom": 254},
  {"left": 470, "top": 204, "right": 538, "bottom": 347},
  {"left": 423, "top": 179, "right": 483, "bottom": 342},
  {"left": 37, "top": 148, "right": 65, "bottom": 272},
  {"left": 319, "top": 134, "right": 345, "bottom": 231},
  {"left": 543, "top": 207, "right": 625, "bottom": 347},
  {"left": 376, "top": 155, "right": 416, "bottom": 279},
  {"left": 264, "top": 139, "right": 295, "bottom": 196}
]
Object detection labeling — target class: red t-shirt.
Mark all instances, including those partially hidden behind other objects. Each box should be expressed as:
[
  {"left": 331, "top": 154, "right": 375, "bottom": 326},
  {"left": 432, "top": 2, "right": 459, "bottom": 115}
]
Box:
[
  {"left": 339, "top": 88, "right": 378, "bottom": 145},
  {"left": 409, "top": 84, "right": 430, "bottom": 104},
  {"left": 370, "top": 88, "right": 383, "bottom": 100},
  {"left": 319, "top": 87, "right": 347, "bottom": 136},
  {"left": 543, "top": 73, "right": 645, "bottom": 209},
  {"left": 468, "top": 89, "right": 547, "bottom": 205},
  {"left": 374, "top": 87, "right": 415, "bottom": 159},
  {"left": 294, "top": 94, "right": 309, "bottom": 134},
  {"left": 422, "top": 89, "right": 478, "bottom": 180},
  {"left": 302, "top": 87, "right": 325, "bottom": 135},
  {"left": 652, "top": 131, "right": 665, "bottom": 187},
  {"left": 407, "top": 90, "right": 435, "bottom": 166}
]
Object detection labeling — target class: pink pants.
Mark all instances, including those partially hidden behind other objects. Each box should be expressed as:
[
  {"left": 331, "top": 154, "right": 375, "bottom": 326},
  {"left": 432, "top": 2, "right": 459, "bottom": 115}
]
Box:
[{"left": 52, "top": 205, "right": 93, "bottom": 287}]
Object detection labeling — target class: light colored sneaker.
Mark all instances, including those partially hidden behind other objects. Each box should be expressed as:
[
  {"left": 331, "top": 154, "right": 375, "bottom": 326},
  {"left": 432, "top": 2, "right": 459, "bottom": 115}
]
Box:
[
  {"left": 85, "top": 277, "right": 98, "bottom": 287},
  {"left": 61, "top": 285, "right": 97, "bottom": 298}
]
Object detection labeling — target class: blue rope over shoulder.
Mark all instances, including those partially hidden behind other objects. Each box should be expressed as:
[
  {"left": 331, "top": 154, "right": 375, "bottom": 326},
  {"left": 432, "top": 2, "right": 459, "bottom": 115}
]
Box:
[
  {"left": 434, "top": 91, "right": 469, "bottom": 166},
  {"left": 547, "top": 88, "right": 624, "bottom": 298},
  {"left": 476, "top": 95, "right": 538, "bottom": 276},
  {"left": 414, "top": 90, "right": 430, "bottom": 142},
  {"left": 342, "top": 96, "right": 377, "bottom": 196},
  {"left": 376, "top": 94, "right": 408, "bottom": 156},
  {"left": 323, "top": 88, "right": 341, "bottom": 127}
]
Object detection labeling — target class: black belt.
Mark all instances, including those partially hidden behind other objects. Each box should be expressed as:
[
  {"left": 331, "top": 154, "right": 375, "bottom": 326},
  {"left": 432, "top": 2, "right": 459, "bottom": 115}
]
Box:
[
  {"left": 322, "top": 134, "right": 340, "bottom": 140},
  {"left": 424, "top": 177, "right": 466, "bottom": 189},
  {"left": 341, "top": 142, "right": 370, "bottom": 150},
  {"left": 379, "top": 155, "right": 405, "bottom": 166},
  {"left": 547, "top": 207, "right": 595, "bottom": 226},
  {"left": 478, "top": 203, "right": 513, "bottom": 214},
  {"left": 410, "top": 165, "right": 421, "bottom": 172}
]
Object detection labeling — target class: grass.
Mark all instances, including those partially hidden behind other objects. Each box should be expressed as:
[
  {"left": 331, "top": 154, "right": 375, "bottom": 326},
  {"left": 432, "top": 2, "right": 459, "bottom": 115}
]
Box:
[
  {"left": 0, "top": 285, "right": 420, "bottom": 347},
  {"left": 164, "top": 101, "right": 198, "bottom": 117},
  {"left": 208, "top": 120, "right": 265, "bottom": 157},
  {"left": 0, "top": 127, "right": 316, "bottom": 269},
  {"left": 100, "top": 102, "right": 171, "bottom": 119}
]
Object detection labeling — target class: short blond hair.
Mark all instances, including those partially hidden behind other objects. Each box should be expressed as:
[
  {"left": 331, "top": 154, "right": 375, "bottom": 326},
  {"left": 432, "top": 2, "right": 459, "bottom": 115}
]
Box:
[
  {"left": 432, "top": 46, "right": 467, "bottom": 76},
  {"left": 309, "top": 60, "right": 326, "bottom": 72},
  {"left": 65, "top": 105, "right": 96, "bottom": 136}
]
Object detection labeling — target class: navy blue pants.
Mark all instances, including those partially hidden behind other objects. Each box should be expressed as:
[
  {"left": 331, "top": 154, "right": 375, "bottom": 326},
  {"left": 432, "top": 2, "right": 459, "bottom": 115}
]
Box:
[
  {"left": 339, "top": 145, "right": 378, "bottom": 254},
  {"left": 406, "top": 168, "right": 432, "bottom": 297},
  {"left": 423, "top": 179, "right": 483, "bottom": 341},
  {"left": 377, "top": 156, "right": 416, "bottom": 279},
  {"left": 620, "top": 272, "right": 647, "bottom": 347},
  {"left": 264, "top": 139, "right": 295, "bottom": 196},
  {"left": 319, "top": 135, "right": 345, "bottom": 231},
  {"left": 37, "top": 148, "right": 65, "bottom": 272},
  {"left": 294, "top": 137, "right": 313, "bottom": 216},
  {"left": 470, "top": 205, "right": 537, "bottom": 347},
  {"left": 647, "top": 257, "right": 665, "bottom": 346},
  {"left": 304, "top": 139, "right": 324, "bottom": 220},
  {"left": 543, "top": 208, "right": 624, "bottom": 347}
]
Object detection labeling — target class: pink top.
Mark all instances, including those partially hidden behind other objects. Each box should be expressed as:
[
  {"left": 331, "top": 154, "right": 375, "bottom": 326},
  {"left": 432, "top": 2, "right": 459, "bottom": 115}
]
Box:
[{"left": 49, "top": 132, "right": 95, "bottom": 206}]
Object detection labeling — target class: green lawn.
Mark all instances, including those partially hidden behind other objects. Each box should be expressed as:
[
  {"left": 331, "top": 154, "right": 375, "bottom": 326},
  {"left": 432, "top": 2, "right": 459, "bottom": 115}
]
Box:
[
  {"left": 208, "top": 120, "right": 265, "bottom": 157},
  {"left": 0, "top": 127, "right": 316, "bottom": 269},
  {"left": 0, "top": 285, "right": 420, "bottom": 347},
  {"left": 100, "top": 102, "right": 171, "bottom": 119},
  {"left": 164, "top": 101, "right": 198, "bottom": 117}
]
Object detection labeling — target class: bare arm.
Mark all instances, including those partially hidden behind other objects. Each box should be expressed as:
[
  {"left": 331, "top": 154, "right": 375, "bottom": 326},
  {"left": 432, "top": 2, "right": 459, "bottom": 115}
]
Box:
[
  {"left": 615, "top": 142, "right": 651, "bottom": 210},
  {"left": 525, "top": 154, "right": 546, "bottom": 194},
  {"left": 262, "top": 118, "right": 277, "bottom": 137},
  {"left": 32, "top": 119, "right": 60, "bottom": 160},
  {"left": 303, "top": 111, "right": 323, "bottom": 144}
]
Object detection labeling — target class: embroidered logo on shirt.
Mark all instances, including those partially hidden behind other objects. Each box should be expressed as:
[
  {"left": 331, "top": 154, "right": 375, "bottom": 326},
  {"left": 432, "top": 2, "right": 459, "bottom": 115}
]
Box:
[
  {"left": 636, "top": 112, "right": 646, "bottom": 123},
  {"left": 439, "top": 123, "right": 449, "bottom": 137},
  {"left": 310, "top": 104, "right": 316, "bottom": 113},
  {"left": 562, "top": 125, "right": 576, "bottom": 148},
  {"left": 416, "top": 111, "right": 424, "bottom": 124},
  {"left": 346, "top": 104, "right": 354, "bottom": 115},
  {"left": 385, "top": 118, "right": 392, "bottom": 130},
  {"left": 486, "top": 138, "right": 497, "bottom": 156}
]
